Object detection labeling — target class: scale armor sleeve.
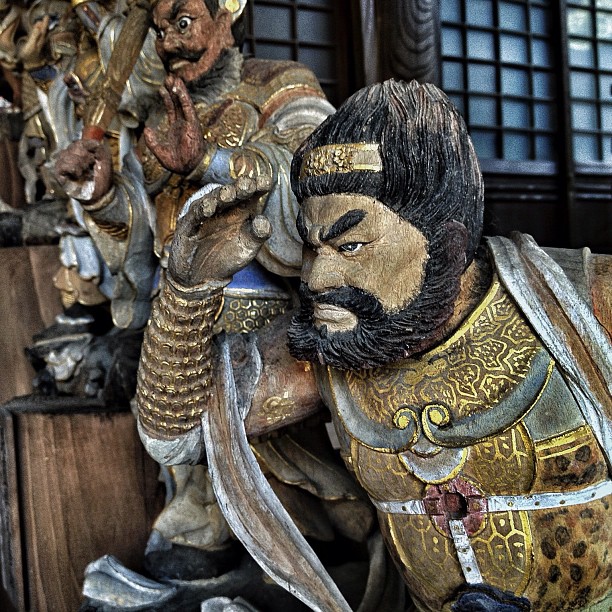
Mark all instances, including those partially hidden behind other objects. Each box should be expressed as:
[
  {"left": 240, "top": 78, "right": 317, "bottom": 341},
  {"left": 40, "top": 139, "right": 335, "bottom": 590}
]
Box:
[{"left": 136, "top": 278, "right": 223, "bottom": 439}]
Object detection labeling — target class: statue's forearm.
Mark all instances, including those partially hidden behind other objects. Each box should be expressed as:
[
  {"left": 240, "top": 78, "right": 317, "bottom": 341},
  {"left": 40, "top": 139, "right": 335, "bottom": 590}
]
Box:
[
  {"left": 80, "top": 175, "right": 148, "bottom": 272},
  {"left": 81, "top": 182, "right": 130, "bottom": 235},
  {"left": 187, "top": 144, "right": 273, "bottom": 185},
  {"left": 136, "top": 276, "right": 223, "bottom": 443}
]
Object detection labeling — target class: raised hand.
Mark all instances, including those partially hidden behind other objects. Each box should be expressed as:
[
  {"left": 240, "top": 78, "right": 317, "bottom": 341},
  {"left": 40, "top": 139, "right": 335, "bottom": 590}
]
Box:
[
  {"left": 169, "top": 176, "right": 273, "bottom": 289},
  {"left": 143, "top": 74, "right": 207, "bottom": 175},
  {"left": 55, "top": 139, "right": 113, "bottom": 202}
]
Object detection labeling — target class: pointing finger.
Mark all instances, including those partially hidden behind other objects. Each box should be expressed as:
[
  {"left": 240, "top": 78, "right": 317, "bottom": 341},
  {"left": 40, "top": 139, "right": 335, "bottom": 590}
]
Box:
[
  {"left": 160, "top": 79, "right": 177, "bottom": 124},
  {"left": 172, "top": 77, "right": 199, "bottom": 125}
]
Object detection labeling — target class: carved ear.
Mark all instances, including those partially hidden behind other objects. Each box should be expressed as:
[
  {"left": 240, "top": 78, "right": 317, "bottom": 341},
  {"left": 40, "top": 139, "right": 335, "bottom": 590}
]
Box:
[
  {"left": 220, "top": 0, "right": 247, "bottom": 23},
  {"left": 442, "top": 220, "right": 469, "bottom": 270}
]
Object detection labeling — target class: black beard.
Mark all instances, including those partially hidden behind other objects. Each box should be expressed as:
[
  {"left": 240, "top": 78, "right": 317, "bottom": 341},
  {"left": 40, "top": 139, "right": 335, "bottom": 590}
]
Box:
[{"left": 288, "top": 244, "right": 466, "bottom": 371}]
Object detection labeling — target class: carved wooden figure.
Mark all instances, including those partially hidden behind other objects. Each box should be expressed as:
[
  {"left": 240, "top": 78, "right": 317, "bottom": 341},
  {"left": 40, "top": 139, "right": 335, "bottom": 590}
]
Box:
[
  {"left": 18, "top": 0, "right": 165, "bottom": 401},
  {"left": 136, "top": 80, "right": 612, "bottom": 611},
  {"left": 56, "top": 3, "right": 393, "bottom": 609}
]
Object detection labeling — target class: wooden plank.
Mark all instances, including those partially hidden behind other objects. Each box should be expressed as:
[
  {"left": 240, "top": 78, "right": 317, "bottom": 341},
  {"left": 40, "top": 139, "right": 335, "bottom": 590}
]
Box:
[
  {"left": 27, "top": 247, "right": 64, "bottom": 329},
  {"left": 16, "top": 409, "right": 162, "bottom": 612},
  {"left": 0, "top": 410, "right": 25, "bottom": 611},
  {"left": 0, "top": 246, "right": 63, "bottom": 403},
  {"left": 0, "top": 135, "right": 25, "bottom": 209}
]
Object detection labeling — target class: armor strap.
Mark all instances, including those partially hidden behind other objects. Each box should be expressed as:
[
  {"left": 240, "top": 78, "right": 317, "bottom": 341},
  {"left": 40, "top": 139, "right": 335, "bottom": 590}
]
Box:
[
  {"left": 374, "top": 479, "right": 612, "bottom": 590},
  {"left": 449, "top": 519, "right": 484, "bottom": 585},
  {"left": 371, "top": 479, "right": 612, "bottom": 515}
]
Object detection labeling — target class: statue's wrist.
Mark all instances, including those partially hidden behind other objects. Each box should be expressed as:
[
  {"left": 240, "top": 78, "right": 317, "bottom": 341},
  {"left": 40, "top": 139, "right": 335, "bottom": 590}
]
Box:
[
  {"left": 137, "top": 278, "right": 224, "bottom": 442},
  {"left": 166, "top": 272, "right": 229, "bottom": 299},
  {"left": 186, "top": 143, "right": 216, "bottom": 183},
  {"left": 79, "top": 184, "right": 116, "bottom": 211}
]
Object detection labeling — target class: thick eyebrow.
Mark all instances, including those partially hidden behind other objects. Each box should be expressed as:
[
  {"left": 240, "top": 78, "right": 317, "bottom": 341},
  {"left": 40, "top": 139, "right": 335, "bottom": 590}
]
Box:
[
  {"left": 322, "top": 209, "right": 367, "bottom": 242},
  {"left": 169, "top": 0, "right": 188, "bottom": 21}
]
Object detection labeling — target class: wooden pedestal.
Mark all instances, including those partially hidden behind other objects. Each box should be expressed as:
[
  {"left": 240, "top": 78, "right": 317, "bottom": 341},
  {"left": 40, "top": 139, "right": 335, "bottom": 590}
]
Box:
[{"left": 0, "top": 398, "right": 163, "bottom": 611}]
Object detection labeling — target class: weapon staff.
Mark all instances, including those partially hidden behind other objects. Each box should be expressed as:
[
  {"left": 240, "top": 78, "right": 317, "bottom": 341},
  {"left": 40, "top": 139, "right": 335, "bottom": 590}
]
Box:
[{"left": 75, "top": 0, "right": 157, "bottom": 141}]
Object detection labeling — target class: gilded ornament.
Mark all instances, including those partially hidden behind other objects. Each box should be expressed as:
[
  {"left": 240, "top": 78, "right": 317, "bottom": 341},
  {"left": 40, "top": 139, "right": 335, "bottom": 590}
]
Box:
[
  {"left": 393, "top": 406, "right": 419, "bottom": 431},
  {"left": 300, "top": 143, "right": 383, "bottom": 178},
  {"left": 425, "top": 404, "right": 450, "bottom": 427},
  {"left": 261, "top": 396, "right": 297, "bottom": 425}
]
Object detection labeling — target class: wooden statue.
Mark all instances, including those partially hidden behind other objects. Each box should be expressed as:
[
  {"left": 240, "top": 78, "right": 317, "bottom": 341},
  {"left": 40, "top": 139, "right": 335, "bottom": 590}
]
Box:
[
  {"left": 54, "top": 3, "right": 394, "bottom": 609},
  {"left": 136, "top": 79, "right": 612, "bottom": 611},
  {"left": 50, "top": 0, "right": 335, "bottom": 397},
  {"left": 0, "top": 1, "right": 79, "bottom": 243},
  {"left": 19, "top": 0, "right": 164, "bottom": 402}
]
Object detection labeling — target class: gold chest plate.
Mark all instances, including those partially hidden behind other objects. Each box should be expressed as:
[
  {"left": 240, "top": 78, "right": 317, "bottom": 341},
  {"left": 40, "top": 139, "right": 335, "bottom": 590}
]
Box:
[
  {"left": 343, "top": 279, "right": 542, "bottom": 430},
  {"left": 324, "top": 280, "right": 611, "bottom": 610}
]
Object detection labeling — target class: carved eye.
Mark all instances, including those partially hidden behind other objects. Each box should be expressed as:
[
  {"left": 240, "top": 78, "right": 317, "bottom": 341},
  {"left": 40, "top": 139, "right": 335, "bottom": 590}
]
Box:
[
  {"left": 177, "top": 16, "right": 192, "bottom": 32},
  {"left": 155, "top": 28, "right": 165, "bottom": 40},
  {"left": 338, "top": 242, "right": 365, "bottom": 254}
]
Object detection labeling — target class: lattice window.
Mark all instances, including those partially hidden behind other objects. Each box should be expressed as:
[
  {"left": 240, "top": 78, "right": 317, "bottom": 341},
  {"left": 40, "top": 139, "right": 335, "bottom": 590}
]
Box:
[
  {"left": 567, "top": 0, "right": 612, "bottom": 163},
  {"left": 244, "top": 0, "right": 343, "bottom": 105},
  {"left": 440, "top": 0, "right": 557, "bottom": 162}
]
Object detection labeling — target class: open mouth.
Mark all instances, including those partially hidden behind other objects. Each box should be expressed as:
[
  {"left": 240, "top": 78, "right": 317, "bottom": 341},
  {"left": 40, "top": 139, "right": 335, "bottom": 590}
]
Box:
[
  {"left": 168, "top": 50, "right": 205, "bottom": 73},
  {"left": 313, "top": 304, "right": 358, "bottom": 332},
  {"left": 169, "top": 58, "right": 191, "bottom": 71}
]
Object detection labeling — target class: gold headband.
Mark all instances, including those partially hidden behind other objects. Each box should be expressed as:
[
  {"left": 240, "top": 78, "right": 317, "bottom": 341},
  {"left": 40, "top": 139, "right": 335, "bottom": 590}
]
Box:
[{"left": 300, "top": 143, "right": 383, "bottom": 179}]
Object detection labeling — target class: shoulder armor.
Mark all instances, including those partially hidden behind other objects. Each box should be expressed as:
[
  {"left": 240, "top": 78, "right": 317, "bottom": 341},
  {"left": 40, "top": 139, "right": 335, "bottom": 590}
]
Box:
[
  {"left": 588, "top": 253, "right": 612, "bottom": 337},
  {"left": 544, "top": 246, "right": 612, "bottom": 337},
  {"left": 232, "top": 58, "right": 326, "bottom": 119}
]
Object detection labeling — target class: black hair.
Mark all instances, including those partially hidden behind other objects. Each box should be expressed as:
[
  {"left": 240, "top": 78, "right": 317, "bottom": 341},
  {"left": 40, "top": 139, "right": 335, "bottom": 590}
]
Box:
[
  {"left": 291, "top": 79, "right": 484, "bottom": 266},
  {"left": 203, "top": 0, "right": 246, "bottom": 49}
]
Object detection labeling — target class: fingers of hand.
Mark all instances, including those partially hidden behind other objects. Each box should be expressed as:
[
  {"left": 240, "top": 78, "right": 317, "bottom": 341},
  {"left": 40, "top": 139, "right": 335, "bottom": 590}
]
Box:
[
  {"left": 255, "top": 173, "right": 273, "bottom": 193},
  {"left": 235, "top": 214, "right": 271, "bottom": 261},
  {"left": 251, "top": 215, "right": 272, "bottom": 241},
  {"left": 186, "top": 177, "right": 272, "bottom": 232},
  {"left": 56, "top": 144, "right": 95, "bottom": 179},
  {"left": 143, "top": 126, "right": 164, "bottom": 158},
  {"left": 234, "top": 176, "right": 256, "bottom": 199},
  {"left": 160, "top": 80, "right": 178, "bottom": 123},
  {"left": 179, "top": 193, "right": 218, "bottom": 236},
  {"left": 82, "top": 139, "right": 102, "bottom": 154},
  {"left": 220, "top": 177, "right": 269, "bottom": 210},
  {"left": 219, "top": 183, "right": 237, "bottom": 205},
  {"left": 195, "top": 194, "right": 218, "bottom": 220},
  {"left": 172, "top": 77, "right": 199, "bottom": 125}
]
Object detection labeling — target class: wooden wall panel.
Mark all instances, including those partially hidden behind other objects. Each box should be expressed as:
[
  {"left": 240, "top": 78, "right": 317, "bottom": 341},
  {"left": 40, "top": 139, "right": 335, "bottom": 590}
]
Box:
[
  {"left": 0, "top": 246, "right": 63, "bottom": 403},
  {"left": 0, "top": 412, "right": 23, "bottom": 611},
  {"left": 377, "top": 0, "right": 440, "bottom": 85},
  {"left": 0, "top": 403, "right": 163, "bottom": 612}
]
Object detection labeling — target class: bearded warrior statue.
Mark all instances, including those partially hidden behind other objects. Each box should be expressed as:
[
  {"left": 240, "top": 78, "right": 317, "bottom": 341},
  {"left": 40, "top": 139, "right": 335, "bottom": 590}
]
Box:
[{"left": 135, "top": 79, "right": 612, "bottom": 611}]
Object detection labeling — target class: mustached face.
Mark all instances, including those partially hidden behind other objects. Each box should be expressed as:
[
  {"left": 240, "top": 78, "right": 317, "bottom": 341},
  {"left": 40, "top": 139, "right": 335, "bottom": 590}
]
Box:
[
  {"left": 288, "top": 194, "right": 466, "bottom": 370},
  {"left": 153, "top": 0, "right": 234, "bottom": 85}
]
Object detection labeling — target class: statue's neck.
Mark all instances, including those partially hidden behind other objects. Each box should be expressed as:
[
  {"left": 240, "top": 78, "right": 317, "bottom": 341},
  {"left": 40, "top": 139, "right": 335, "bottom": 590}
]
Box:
[
  {"left": 188, "top": 48, "right": 243, "bottom": 104},
  {"left": 441, "top": 253, "right": 492, "bottom": 340}
]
